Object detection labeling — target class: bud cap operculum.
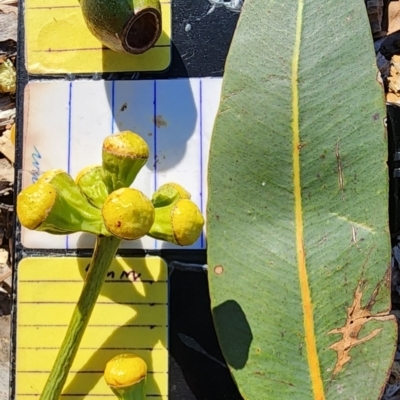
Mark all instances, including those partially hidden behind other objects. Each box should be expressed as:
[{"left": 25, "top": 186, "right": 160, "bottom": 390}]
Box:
[
  {"left": 171, "top": 199, "right": 204, "bottom": 246},
  {"left": 102, "top": 188, "right": 155, "bottom": 240},
  {"left": 148, "top": 199, "right": 204, "bottom": 246},
  {"left": 102, "top": 131, "right": 149, "bottom": 192},
  {"left": 104, "top": 353, "right": 147, "bottom": 400},
  {"left": 17, "top": 181, "right": 57, "bottom": 230}
]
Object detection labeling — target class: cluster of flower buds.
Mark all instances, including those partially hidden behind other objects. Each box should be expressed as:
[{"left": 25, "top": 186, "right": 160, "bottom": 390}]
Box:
[{"left": 17, "top": 131, "right": 204, "bottom": 245}]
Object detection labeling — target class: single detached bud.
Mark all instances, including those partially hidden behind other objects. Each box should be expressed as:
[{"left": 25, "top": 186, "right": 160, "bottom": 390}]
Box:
[
  {"left": 102, "top": 188, "right": 155, "bottom": 240},
  {"left": 17, "top": 178, "right": 106, "bottom": 235},
  {"left": 76, "top": 165, "right": 109, "bottom": 208},
  {"left": 151, "top": 182, "right": 191, "bottom": 207},
  {"left": 102, "top": 131, "right": 149, "bottom": 193},
  {"left": 104, "top": 353, "right": 147, "bottom": 400},
  {"left": 148, "top": 199, "right": 204, "bottom": 246}
]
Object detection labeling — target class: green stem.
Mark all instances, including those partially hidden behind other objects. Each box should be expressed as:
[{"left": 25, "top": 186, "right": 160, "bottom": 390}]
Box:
[{"left": 39, "top": 235, "right": 122, "bottom": 400}]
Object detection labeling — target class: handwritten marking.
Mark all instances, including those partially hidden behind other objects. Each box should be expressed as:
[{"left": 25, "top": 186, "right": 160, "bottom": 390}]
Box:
[
  {"left": 31, "top": 146, "right": 41, "bottom": 183},
  {"left": 85, "top": 264, "right": 142, "bottom": 282}
]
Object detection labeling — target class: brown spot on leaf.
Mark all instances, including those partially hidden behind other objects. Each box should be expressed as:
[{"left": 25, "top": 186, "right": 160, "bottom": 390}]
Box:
[
  {"left": 214, "top": 265, "right": 224, "bottom": 275},
  {"left": 215, "top": 215, "right": 220, "bottom": 221},
  {"left": 328, "top": 280, "right": 394, "bottom": 375},
  {"left": 372, "top": 113, "right": 379, "bottom": 121},
  {"left": 153, "top": 114, "right": 167, "bottom": 128},
  {"left": 116, "top": 221, "right": 121, "bottom": 227},
  {"left": 297, "top": 142, "right": 307, "bottom": 150}
]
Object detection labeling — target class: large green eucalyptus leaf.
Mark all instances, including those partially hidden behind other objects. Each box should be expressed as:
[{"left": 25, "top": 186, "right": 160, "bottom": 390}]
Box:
[{"left": 207, "top": 0, "right": 397, "bottom": 399}]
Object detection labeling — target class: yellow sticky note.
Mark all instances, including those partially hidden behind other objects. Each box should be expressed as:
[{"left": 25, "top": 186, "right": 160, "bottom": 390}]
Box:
[
  {"left": 25, "top": 0, "right": 171, "bottom": 74},
  {"left": 15, "top": 257, "right": 168, "bottom": 399}
]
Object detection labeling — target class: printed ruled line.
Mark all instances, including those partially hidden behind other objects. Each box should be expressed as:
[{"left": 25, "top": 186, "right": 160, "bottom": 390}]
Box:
[
  {"left": 28, "top": 2, "right": 171, "bottom": 9},
  {"left": 111, "top": 81, "right": 115, "bottom": 134},
  {"left": 153, "top": 80, "right": 158, "bottom": 250},
  {"left": 18, "top": 394, "right": 166, "bottom": 397},
  {"left": 18, "top": 324, "right": 168, "bottom": 328},
  {"left": 19, "top": 347, "right": 165, "bottom": 351},
  {"left": 67, "top": 82, "right": 72, "bottom": 175},
  {"left": 27, "top": 5, "right": 80, "bottom": 9},
  {"left": 66, "top": 82, "right": 73, "bottom": 250},
  {"left": 32, "top": 45, "right": 170, "bottom": 53},
  {"left": 18, "top": 279, "right": 167, "bottom": 283},
  {"left": 18, "top": 370, "right": 167, "bottom": 374},
  {"left": 19, "top": 301, "right": 167, "bottom": 305},
  {"left": 199, "top": 79, "right": 204, "bottom": 248}
]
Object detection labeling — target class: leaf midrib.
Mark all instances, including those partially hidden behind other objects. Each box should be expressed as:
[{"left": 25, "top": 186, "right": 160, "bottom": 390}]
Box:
[{"left": 291, "top": 1, "right": 325, "bottom": 399}]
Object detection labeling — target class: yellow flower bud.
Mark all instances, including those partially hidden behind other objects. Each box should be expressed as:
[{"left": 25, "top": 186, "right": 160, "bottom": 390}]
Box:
[
  {"left": 151, "top": 182, "right": 191, "bottom": 207},
  {"left": 148, "top": 198, "right": 204, "bottom": 246},
  {"left": 76, "top": 165, "right": 108, "bottom": 208},
  {"left": 104, "top": 354, "right": 147, "bottom": 400},
  {"left": 102, "top": 131, "right": 149, "bottom": 192},
  {"left": 17, "top": 169, "right": 107, "bottom": 235},
  {"left": 104, "top": 353, "right": 147, "bottom": 388},
  {"left": 17, "top": 181, "right": 57, "bottom": 230},
  {"left": 172, "top": 199, "right": 204, "bottom": 246},
  {"left": 102, "top": 188, "right": 155, "bottom": 240}
]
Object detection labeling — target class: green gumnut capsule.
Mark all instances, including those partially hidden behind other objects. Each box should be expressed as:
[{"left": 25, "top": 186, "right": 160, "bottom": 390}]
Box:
[
  {"left": 104, "top": 353, "right": 147, "bottom": 400},
  {"left": 17, "top": 177, "right": 107, "bottom": 235},
  {"left": 102, "top": 188, "right": 155, "bottom": 240},
  {"left": 102, "top": 131, "right": 149, "bottom": 193},
  {"left": 76, "top": 165, "right": 109, "bottom": 208},
  {"left": 148, "top": 199, "right": 204, "bottom": 246},
  {"left": 151, "top": 182, "right": 191, "bottom": 207}
]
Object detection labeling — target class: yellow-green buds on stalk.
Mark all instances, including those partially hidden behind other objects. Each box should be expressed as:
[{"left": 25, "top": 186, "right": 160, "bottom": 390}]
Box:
[
  {"left": 102, "top": 188, "right": 155, "bottom": 240},
  {"left": 104, "top": 354, "right": 147, "bottom": 400},
  {"left": 17, "top": 133, "right": 204, "bottom": 246},
  {"left": 151, "top": 182, "right": 190, "bottom": 207},
  {"left": 148, "top": 183, "right": 204, "bottom": 246},
  {"left": 17, "top": 131, "right": 206, "bottom": 400},
  {"left": 102, "top": 131, "right": 149, "bottom": 193},
  {"left": 76, "top": 165, "right": 109, "bottom": 208},
  {"left": 17, "top": 169, "right": 107, "bottom": 235}
]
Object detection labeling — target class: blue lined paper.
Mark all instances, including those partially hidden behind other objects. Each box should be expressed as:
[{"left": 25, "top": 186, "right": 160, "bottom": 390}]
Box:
[{"left": 21, "top": 78, "right": 223, "bottom": 250}]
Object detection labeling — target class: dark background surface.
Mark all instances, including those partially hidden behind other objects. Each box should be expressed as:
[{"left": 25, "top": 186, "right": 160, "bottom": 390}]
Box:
[
  {"left": 144, "top": 0, "right": 240, "bottom": 79},
  {"left": 13, "top": 1, "right": 243, "bottom": 399},
  {"left": 169, "top": 265, "right": 244, "bottom": 400}
]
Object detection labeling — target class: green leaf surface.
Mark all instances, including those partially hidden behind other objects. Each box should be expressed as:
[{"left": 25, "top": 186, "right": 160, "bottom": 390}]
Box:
[{"left": 206, "top": 1, "right": 397, "bottom": 399}]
